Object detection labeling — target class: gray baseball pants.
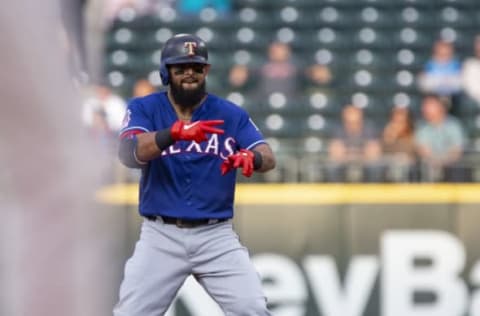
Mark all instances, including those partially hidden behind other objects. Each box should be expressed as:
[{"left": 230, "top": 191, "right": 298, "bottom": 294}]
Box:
[{"left": 113, "top": 218, "right": 270, "bottom": 316}]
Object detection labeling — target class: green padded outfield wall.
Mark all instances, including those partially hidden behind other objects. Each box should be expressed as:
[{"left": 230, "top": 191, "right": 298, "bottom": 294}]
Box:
[{"left": 100, "top": 184, "right": 480, "bottom": 316}]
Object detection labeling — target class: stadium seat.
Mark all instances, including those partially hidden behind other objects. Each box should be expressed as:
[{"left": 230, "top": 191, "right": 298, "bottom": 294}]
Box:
[
  {"left": 267, "top": 92, "right": 312, "bottom": 116},
  {"left": 269, "top": 6, "right": 316, "bottom": 29},
  {"left": 390, "top": 27, "right": 434, "bottom": 50},
  {"left": 391, "top": 0, "right": 434, "bottom": 9},
  {"left": 313, "top": 6, "right": 360, "bottom": 27},
  {"left": 104, "top": 50, "right": 144, "bottom": 72},
  {"left": 235, "top": 7, "right": 273, "bottom": 29},
  {"left": 394, "top": 6, "right": 436, "bottom": 28},
  {"left": 393, "top": 48, "right": 427, "bottom": 71},
  {"left": 348, "top": 49, "right": 395, "bottom": 71},
  {"left": 259, "top": 113, "right": 305, "bottom": 138},
  {"left": 105, "top": 27, "right": 144, "bottom": 51},
  {"left": 106, "top": 70, "right": 137, "bottom": 98},
  {"left": 195, "top": 27, "right": 233, "bottom": 51},
  {"left": 305, "top": 91, "right": 344, "bottom": 116},
  {"left": 319, "top": 0, "right": 368, "bottom": 9},
  {"left": 314, "top": 28, "right": 356, "bottom": 50},
  {"left": 300, "top": 136, "right": 328, "bottom": 155},
  {"left": 435, "top": 6, "right": 477, "bottom": 28},
  {"left": 356, "top": 6, "right": 397, "bottom": 27},
  {"left": 352, "top": 27, "right": 392, "bottom": 49},
  {"left": 231, "top": 27, "right": 270, "bottom": 51},
  {"left": 141, "top": 28, "right": 174, "bottom": 51},
  {"left": 109, "top": 13, "right": 157, "bottom": 31},
  {"left": 233, "top": 0, "right": 269, "bottom": 10},
  {"left": 304, "top": 113, "right": 334, "bottom": 136}
]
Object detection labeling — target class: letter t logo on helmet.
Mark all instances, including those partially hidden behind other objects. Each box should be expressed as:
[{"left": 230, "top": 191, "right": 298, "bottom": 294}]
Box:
[
  {"left": 184, "top": 42, "right": 198, "bottom": 56},
  {"left": 159, "top": 34, "right": 209, "bottom": 86}
]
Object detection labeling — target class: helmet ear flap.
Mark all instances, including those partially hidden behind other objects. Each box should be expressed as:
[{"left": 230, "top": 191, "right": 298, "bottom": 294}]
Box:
[{"left": 160, "top": 62, "right": 169, "bottom": 86}]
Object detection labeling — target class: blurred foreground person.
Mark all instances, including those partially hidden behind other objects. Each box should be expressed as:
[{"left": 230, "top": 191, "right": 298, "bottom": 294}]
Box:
[{"left": 0, "top": 2, "right": 117, "bottom": 316}]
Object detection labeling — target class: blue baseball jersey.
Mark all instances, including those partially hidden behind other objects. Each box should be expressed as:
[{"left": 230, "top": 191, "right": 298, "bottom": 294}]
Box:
[{"left": 119, "top": 92, "right": 265, "bottom": 219}]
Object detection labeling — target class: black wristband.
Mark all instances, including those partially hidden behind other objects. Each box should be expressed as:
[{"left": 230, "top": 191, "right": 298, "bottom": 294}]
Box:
[
  {"left": 252, "top": 150, "right": 263, "bottom": 170},
  {"left": 155, "top": 129, "right": 175, "bottom": 151}
]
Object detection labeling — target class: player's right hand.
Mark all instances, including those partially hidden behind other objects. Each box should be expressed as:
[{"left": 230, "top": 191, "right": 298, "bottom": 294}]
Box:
[{"left": 170, "top": 120, "right": 224, "bottom": 143}]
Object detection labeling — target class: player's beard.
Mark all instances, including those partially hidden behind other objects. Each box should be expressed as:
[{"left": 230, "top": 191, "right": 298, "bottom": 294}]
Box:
[{"left": 170, "top": 79, "right": 206, "bottom": 109}]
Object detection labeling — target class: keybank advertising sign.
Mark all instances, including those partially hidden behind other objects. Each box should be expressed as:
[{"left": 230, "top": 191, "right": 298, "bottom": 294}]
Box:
[{"left": 165, "top": 230, "right": 480, "bottom": 316}]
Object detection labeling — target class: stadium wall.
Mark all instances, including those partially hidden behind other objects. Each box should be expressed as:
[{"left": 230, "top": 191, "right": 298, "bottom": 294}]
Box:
[{"left": 100, "top": 184, "right": 480, "bottom": 316}]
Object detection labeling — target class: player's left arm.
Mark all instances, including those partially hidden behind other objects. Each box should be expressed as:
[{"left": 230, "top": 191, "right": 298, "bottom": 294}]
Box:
[
  {"left": 221, "top": 110, "right": 275, "bottom": 177},
  {"left": 220, "top": 143, "right": 275, "bottom": 177},
  {"left": 250, "top": 143, "right": 276, "bottom": 173}
]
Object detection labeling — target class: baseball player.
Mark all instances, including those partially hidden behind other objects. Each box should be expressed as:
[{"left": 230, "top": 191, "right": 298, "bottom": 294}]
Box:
[{"left": 114, "top": 33, "right": 276, "bottom": 315}]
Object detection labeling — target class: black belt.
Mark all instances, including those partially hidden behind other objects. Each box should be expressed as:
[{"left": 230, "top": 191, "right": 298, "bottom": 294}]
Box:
[{"left": 144, "top": 215, "right": 229, "bottom": 228}]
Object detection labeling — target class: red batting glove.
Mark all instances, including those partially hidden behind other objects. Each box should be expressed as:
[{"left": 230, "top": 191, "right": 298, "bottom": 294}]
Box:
[
  {"left": 171, "top": 120, "right": 224, "bottom": 143},
  {"left": 221, "top": 149, "right": 254, "bottom": 177}
]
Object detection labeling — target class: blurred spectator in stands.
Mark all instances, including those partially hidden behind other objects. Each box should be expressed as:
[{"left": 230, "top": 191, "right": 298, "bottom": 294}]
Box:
[
  {"left": 226, "top": 42, "right": 299, "bottom": 103},
  {"left": 227, "top": 64, "right": 255, "bottom": 94},
  {"left": 132, "top": 78, "right": 156, "bottom": 97},
  {"left": 304, "top": 63, "right": 333, "bottom": 89},
  {"left": 177, "top": 0, "right": 231, "bottom": 17},
  {"left": 228, "top": 64, "right": 249, "bottom": 89},
  {"left": 417, "top": 39, "right": 462, "bottom": 116},
  {"left": 461, "top": 34, "right": 480, "bottom": 106},
  {"left": 382, "top": 106, "right": 418, "bottom": 182},
  {"left": 325, "top": 104, "right": 384, "bottom": 182},
  {"left": 415, "top": 94, "right": 470, "bottom": 182},
  {"left": 82, "top": 84, "right": 127, "bottom": 132},
  {"left": 252, "top": 41, "right": 299, "bottom": 102}
]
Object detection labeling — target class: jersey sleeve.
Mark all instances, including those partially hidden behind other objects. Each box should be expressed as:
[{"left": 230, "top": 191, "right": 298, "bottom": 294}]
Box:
[
  {"left": 119, "top": 99, "right": 153, "bottom": 139},
  {"left": 235, "top": 110, "right": 266, "bottom": 150}
]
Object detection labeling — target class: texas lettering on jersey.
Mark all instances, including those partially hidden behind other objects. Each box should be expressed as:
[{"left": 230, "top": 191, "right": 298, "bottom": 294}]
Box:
[{"left": 161, "top": 134, "right": 236, "bottom": 160}]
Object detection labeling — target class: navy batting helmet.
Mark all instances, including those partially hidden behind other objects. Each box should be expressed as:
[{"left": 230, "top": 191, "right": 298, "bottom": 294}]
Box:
[{"left": 159, "top": 33, "right": 209, "bottom": 86}]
